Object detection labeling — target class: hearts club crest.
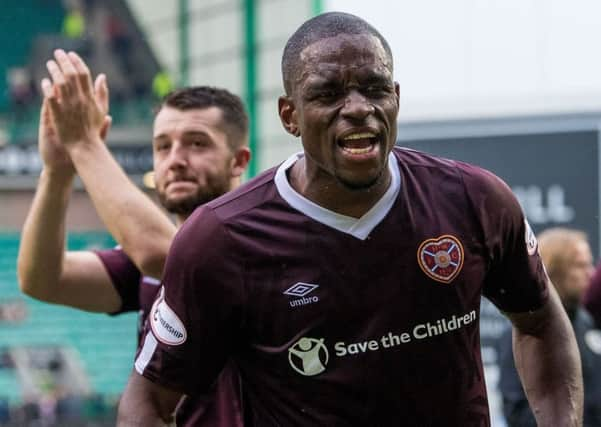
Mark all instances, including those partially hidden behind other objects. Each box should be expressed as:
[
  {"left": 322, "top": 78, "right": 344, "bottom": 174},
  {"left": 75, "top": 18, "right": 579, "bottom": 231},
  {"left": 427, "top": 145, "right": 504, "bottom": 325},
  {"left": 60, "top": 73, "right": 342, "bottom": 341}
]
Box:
[{"left": 417, "top": 235, "right": 464, "bottom": 284}]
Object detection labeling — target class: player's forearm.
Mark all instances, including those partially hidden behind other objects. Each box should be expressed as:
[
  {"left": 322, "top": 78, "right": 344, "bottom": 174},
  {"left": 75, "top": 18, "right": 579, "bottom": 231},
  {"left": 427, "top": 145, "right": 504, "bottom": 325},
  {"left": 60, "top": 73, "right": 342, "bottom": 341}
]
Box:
[
  {"left": 117, "top": 372, "right": 180, "bottom": 427},
  {"left": 17, "top": 169, "right": 73, "bottom": 300},
  {"left": 512, "top": 288, "right": 583, "bottom": 427},
  {"left": 68, "top": 140, "right": 176, "bottom": 278}
]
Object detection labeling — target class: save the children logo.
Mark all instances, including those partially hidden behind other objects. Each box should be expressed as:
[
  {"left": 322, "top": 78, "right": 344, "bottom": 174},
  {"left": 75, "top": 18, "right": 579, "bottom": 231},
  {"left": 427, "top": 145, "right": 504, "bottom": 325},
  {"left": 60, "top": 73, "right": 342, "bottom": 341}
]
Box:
[
  {"left": 288, "top": 337, "right": 329, "bottom": 376},
  {"left": 417, "top": 235, "right": 464, "bottom": 283},
  {"left": 287, "top": 311, "right": 477, "bottom": 377}
]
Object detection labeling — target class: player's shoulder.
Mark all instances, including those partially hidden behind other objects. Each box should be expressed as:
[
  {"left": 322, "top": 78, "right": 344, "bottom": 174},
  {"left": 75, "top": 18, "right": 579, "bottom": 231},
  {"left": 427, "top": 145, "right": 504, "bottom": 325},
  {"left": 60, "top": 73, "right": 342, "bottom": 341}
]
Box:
[
  {"left": 204, "top": 165, "right": 279, "bottom": 220},
  {"left": 393, "top": 146, "right": 511, "bottom": 197},
  {"left": 393, "top": 145, "right": 459, "bottom": 170},
  {"left": 172, "top": 166, "right": 279, "bottom": 250}
]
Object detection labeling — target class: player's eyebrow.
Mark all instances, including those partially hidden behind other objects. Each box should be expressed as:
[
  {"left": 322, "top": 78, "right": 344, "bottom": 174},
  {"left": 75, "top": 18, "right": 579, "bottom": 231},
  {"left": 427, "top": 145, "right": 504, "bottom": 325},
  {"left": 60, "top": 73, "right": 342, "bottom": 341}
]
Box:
[
  {"left": 305, "top": 79, "right": 340, "bottom": 91},
  {"left": 180, "top": 130, "right": 212, "bottom": 139},
  {"left": 153, "top": 130, "right": 211, "bottom": 141}
]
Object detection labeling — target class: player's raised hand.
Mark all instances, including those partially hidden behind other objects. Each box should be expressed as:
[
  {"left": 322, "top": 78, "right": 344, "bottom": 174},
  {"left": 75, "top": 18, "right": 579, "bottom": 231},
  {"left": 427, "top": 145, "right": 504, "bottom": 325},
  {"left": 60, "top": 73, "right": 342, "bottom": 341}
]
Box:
[
  {"left": 43, "top": 49, "right": 111, "bottom": 149},
  {"left": 37, "top": 91, "right": 75, "bottom": 178}
]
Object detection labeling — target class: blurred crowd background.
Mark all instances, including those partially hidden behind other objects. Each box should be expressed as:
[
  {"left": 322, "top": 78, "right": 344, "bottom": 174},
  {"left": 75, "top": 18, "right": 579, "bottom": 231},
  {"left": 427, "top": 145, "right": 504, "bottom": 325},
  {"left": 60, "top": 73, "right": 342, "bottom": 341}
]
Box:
[{"left": 1, "top": 0, "right": 600, "bottom": 425}]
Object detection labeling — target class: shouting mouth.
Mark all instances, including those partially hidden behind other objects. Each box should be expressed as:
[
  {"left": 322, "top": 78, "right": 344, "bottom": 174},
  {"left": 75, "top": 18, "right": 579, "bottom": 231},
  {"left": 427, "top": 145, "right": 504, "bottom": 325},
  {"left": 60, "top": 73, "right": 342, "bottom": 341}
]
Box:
[{"left": 337, "top": 131, "right": 380, "bottom": 158}]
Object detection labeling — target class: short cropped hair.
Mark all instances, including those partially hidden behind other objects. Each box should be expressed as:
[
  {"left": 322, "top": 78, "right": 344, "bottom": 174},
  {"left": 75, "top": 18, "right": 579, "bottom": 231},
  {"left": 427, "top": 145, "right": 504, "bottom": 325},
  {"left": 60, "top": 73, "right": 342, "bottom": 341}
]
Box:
[
  {"left": 156, "top": 86, "right": 249, "bottom": 150},
  {"left": 281, "top": 12, "right": 393, "bottom": 95},
  {"left": 537, "top": 227, "right": 588, "bottom": 285}
]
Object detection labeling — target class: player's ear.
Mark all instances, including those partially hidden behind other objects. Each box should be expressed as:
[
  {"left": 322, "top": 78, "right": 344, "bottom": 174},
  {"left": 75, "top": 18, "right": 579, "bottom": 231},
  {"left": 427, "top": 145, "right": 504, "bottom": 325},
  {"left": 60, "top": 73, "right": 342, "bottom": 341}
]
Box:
[
  {"left": 230, "top": 146, "right": 251, "bottom": 178},
  {"left": 278, "top": 95, "right": 300, "bottom": 137}
]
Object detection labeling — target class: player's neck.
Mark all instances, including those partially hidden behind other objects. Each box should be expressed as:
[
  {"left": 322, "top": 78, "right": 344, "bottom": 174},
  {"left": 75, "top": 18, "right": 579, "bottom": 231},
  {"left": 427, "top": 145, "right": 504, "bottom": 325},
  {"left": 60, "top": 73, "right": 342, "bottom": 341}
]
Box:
[
  {"left": 288, "top": 158, "right": 392, "bottom": 218},
  {"left": 175, "top": 214, "right": 187, "bottom": 227}
]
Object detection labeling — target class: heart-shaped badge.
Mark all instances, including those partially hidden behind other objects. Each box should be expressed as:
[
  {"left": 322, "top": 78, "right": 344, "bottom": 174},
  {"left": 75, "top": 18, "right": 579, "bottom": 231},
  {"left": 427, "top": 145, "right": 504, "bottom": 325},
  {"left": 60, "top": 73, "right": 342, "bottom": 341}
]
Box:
[{"left": 417, "top": 235, "right": 464, "bottom": 284}]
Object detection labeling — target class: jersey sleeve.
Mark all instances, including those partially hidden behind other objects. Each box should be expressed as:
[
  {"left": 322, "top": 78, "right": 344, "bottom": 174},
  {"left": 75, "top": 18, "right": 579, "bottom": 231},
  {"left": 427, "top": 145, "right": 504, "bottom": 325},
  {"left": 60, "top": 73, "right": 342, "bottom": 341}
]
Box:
[
  {"left": 94, "top": 248, "right": 141, "bottom": 314},
  {"left": 133, "top": 206, "right": 245, "bottom": 395},
  {"left": 460, "top": 164, "right": 549, "bottom": 313}
]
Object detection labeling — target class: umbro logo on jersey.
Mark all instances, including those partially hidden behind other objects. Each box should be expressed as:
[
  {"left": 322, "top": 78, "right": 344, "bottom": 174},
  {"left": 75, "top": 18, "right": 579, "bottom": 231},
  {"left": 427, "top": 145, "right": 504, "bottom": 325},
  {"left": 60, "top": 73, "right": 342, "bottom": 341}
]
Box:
[
  {"left": 417, "top": 235, "right": 464, "bottom": 284},
  {"left": 284, "top": 282, "right": 319, "bottom": 297},
  {"left": 284, "top": 282, "right": 320, "bottom": 307}
]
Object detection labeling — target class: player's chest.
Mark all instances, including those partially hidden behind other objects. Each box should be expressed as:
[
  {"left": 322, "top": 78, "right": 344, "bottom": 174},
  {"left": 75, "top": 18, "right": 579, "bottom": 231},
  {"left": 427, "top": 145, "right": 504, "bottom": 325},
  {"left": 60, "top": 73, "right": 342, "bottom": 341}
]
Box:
[{"left": 241, "top": 217, "right": 488, "bottom": 335}]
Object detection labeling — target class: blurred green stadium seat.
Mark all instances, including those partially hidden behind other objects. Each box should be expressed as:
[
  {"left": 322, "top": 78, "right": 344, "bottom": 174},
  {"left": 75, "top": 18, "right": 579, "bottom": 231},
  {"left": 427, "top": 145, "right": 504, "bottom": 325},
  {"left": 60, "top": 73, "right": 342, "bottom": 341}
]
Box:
[
  {"left": 0, "top": 369, "right": 21, "bottom": 403},
  {"left": 0, "top": 232, "right": 137, "bottom": 403}
]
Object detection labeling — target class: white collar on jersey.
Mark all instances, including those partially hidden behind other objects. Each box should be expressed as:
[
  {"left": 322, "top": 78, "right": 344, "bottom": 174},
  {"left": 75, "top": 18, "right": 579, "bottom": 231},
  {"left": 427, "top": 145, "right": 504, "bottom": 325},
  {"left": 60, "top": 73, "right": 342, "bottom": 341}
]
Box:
[{"left": 274, "top": 151, "right": 401, "bottom": 240}]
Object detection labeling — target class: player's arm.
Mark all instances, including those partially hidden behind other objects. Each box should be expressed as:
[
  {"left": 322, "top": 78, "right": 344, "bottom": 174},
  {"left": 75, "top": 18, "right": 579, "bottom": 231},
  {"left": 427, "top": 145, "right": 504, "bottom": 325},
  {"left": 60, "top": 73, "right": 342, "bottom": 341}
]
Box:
[
  {"left": 505, "top": 284, "right": 582, "bottom": 427},
  {"left": 461, "top": 164, "right": 583, "bottom": 426},
  {"left": 117, "top": 371, "right": 182, "bottom": 426},
  {"left": 496, "top": 328, "right": 537, "bottom": 427},
  {"left": 17, "top": 100, "right": 121, "bottom": 313},
  {"left": 120, "top": 207, "right": 241, "bottom": 424},
  {"left": 43, "top": 49, "right": 176, "bottom": 279}
]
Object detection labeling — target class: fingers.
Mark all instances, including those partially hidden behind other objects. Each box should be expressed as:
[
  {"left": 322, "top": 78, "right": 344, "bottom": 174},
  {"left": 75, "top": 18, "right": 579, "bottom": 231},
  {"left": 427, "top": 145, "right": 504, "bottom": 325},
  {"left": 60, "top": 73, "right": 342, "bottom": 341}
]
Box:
[
  {"left": 39, "top": 97, "right": 49, "bottom": 125},
  {"left": 99, "top": 115, "right": 112, "bottom": 141},
  {"left": 42, "top": 49, "right": 107, "bottom": 146},
  {"left": 45, "top": 49, "right": 95, "bottom": 103},
  {"left": 47, "top": 49, "right": 77, "bottom": 101},
  {"left": 95, "top": 73, "right": 110, "bottom": 114},
  {"left": 40, "top": 78, "right": 53, "bottom": 99},
  {"left": 68, "top": 51, "right": 94, "bottom": 97},
  {"left": 41, "top": 77, "right": 60, "bottom": 117},
  {"left": 45, "top": 58, "right": 68, "bottom": 101}
]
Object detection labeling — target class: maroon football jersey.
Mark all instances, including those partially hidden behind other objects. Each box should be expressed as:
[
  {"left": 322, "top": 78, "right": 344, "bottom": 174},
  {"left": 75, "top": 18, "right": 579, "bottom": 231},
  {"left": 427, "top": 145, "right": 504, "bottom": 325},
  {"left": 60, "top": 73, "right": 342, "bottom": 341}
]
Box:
[
  {"left": 136, "top": 147, "right": 548, "bottom": 426},
  {"left": 96, "top": 248, "right": 160, "bottom": 342},
  {"left": 96, "top": 248, "right": 243, "bottom": 426}
]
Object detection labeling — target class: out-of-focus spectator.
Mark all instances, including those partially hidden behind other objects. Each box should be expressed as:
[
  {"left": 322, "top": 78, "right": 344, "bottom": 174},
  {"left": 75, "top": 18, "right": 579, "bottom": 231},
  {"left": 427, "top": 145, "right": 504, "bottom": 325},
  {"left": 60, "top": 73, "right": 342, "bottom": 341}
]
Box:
[
  {"left": 105, "top": 13, "right": 134, "bottom": 75},
  {"left": 61, "top": 4, "right": 93, "bottom": 57},
  {"left": 151, "top": 70, "right": 174, "bottom": 99},
  {"left": 0, "top": 300, "right": 28, "bottom": 324},
  {"left": 7, "top": 67, "right": 35, "bottom": 109},
  {"left": 498, "top": 227, "right": 601, "bottom": 427},
  {"left": 62, "top": 8, "right": 85, "bottom": 40}
]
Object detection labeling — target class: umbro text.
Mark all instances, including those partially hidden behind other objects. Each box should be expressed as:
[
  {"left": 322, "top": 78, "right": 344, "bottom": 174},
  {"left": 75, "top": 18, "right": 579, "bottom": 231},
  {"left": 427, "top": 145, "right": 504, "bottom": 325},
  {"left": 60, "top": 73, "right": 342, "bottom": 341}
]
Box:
[{"left": 290, "top": 296, "right": 319, "bottom": 307}]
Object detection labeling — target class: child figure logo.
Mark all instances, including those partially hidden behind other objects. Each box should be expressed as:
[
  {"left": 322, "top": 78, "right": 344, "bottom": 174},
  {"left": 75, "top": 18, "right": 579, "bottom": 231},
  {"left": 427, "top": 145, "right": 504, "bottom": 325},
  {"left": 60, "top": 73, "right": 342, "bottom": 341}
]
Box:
[{"left": 288, "top": 337, "right": 329, "bottom": 376}]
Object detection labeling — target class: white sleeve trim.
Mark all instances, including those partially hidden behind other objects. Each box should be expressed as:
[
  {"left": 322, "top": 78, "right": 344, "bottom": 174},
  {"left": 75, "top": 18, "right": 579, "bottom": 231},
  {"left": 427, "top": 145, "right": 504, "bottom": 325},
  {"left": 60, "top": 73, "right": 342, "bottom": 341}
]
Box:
[{"left": 135, "top": 331, "right": 158, "bottom": 374}]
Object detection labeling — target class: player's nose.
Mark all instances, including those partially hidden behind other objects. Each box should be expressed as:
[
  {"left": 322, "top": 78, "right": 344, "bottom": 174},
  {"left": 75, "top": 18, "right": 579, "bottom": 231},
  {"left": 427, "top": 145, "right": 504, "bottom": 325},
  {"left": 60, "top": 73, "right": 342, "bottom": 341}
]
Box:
[
  {"left": 340, "top": 90, "right": 375, "bottom": 121},
  {"left": 166, "top": 143, "right": 188, "bottom": 169}
]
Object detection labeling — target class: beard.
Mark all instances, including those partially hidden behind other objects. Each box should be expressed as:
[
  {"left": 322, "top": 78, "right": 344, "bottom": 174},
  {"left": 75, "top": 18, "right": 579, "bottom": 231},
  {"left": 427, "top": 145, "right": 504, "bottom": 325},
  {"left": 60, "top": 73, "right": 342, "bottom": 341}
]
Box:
[
  {"left": 158, "top": 173, "right": 231, "bottom": 217},
  {"left": 335, "top": 167, "right": 385, "bottom": 192}
]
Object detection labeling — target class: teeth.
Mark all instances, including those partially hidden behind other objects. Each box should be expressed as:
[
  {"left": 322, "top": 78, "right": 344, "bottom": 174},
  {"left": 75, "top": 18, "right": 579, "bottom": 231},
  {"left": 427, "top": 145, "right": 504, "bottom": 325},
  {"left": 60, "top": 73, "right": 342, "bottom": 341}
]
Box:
[
  {"left": 342, "top": 146, "right": 372, "bottom": 155},
  {"left": 342, "top": 132, "right": 376, "bottom": 140}
]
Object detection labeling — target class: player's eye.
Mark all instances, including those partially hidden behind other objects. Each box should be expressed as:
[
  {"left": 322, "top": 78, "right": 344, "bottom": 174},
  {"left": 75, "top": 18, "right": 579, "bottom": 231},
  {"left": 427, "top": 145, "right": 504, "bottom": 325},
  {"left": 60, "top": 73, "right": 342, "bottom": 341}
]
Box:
[
  {"left": 190, "top": 140, "right": 211, "bottom": 149},
  {"left": 363, "top": 85, "right": 389, "bottom": 98},
  {"left": 155, "top": 142, "right": 170, "bottom": 152},
  {"left": 307, "top": 85, "right": 342, "bottom": 103},
  {"left": 318, "top": 90, "right": 337, "bottom": 99}
]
